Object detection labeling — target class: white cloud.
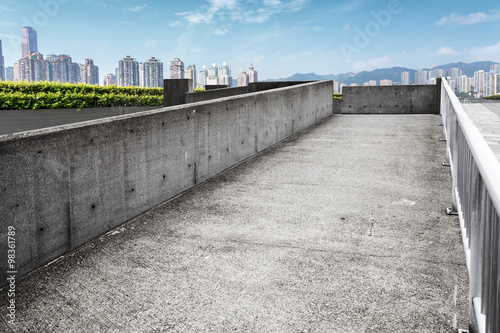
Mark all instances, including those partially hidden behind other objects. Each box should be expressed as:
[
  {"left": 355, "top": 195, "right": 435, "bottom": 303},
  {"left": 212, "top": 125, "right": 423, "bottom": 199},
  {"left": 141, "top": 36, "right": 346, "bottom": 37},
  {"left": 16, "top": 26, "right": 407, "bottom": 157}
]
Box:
[
  {"left": 430, "top": 41, "right": 500, "bottom": 63},
  {"left": 432, "top": 46, "right": 467, "bottom": 57},
  {"left": 213, "top": 26, "right": 230, "bottom": 35},
  {"left": 350, "top": 54, "right": 403, "bottom": 72},
  {"left": 0, "top": 4, "right": 14, "bottom": 11},
  {"left": 436, "top": 9, "right": 500, "bottom": 26},
  {"left": 123, "top": 4, "right": 147, "bottom": 13},
  {"left": 467, "top": 41, "right": 500, "bottom": 62},
  {"left": 0, "top": 20, "right": 16, "bottom": 27},
  {"left": 143, "top": 39, "right": 158, "bottom": 48},
  {"left": 176, "top": 0, "right": 309, "bottom": 25}
]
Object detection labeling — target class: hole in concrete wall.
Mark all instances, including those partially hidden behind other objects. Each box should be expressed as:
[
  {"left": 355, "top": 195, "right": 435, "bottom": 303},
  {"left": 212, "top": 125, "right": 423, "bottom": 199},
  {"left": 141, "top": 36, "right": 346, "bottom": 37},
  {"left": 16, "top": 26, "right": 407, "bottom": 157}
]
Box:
[
  {"left": 187, "top": 116, "right": 190, "bottom": 120},
  {"left": 131, "top": 188, "right": 135, "bottom": 192},
  {"left": 130, "top": 129, "right": 134, "bottom": 133},
  {"left": 208, "top": 112, "right": 211, "bottom": 115},
  {"left": 38, "top": 150, "right": 42, "bottom": 154},
  {"left": 188, "top": 164, "right": 191, "bottom": 168},
  {"left": 91, "top": 204, "right": 96, "bottom": 209},
  {"left": 39, "top": 227, "right": 44, "bottom": 231},
  {"left": 163, "top": 174, "right": 166, "bottom": 179},
  {"left": 91, "top": 138, "right": 94, "bottom": 142},
  {"left": 162, "top": 122, "right": 165, "bottom": 126},
  {"left": 209, "top": 155, "right": 211, "bottom": 159}
]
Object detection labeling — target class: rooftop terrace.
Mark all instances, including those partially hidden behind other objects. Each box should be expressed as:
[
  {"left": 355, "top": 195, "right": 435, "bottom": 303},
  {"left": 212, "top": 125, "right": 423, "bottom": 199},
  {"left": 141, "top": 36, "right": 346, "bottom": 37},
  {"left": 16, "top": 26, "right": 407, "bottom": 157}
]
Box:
[{"left": 1, "top": 80, "right": 499, "bottom": 332}]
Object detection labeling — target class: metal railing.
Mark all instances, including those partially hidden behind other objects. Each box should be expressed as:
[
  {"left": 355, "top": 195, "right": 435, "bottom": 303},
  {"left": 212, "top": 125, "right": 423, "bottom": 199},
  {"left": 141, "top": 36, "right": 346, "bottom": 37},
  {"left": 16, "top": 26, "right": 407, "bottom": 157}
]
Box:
[{"left": 440, "top": 78, "right": 500, "bottom": 333}]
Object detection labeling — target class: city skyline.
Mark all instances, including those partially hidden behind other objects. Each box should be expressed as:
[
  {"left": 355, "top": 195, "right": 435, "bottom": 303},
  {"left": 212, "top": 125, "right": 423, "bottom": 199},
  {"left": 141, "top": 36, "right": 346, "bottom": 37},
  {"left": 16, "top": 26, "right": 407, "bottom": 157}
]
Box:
[{"left": 0, "top": 0, "right": 499, "bottom": 82}]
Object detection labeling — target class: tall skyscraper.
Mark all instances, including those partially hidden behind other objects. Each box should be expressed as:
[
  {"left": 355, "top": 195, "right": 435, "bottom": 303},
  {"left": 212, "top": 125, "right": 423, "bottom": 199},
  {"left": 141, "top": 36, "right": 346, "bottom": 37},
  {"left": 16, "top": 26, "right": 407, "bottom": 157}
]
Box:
[
  {"left": 170, "top": 58, "right": 184, "bottom": 79},
  {"left": 474, "top": 70, "right": 485, "bottom": 97},
  {"left": 53, "top": 54, "right": 72, "bottom": 83},
  {"left": 185, "top": 64, "right": 197, "bottom": 89},
  {"left": 237, "top": 70, "right": 249, "bottom": 87},
  {"left": 21, "top": 26, "right": 38, "bottom": 58},
  {"left": 143, "top": 57, "right": 163, "bottom": 88},
  {"left": 0, "top": 39, "right": 4, "bottom": 81},
  {"left": 117, "top": 56, "right": 140, "bottom": 86},
  {"left": 401, "top": 71, "right": 410, "bottom": 85},
  {"left": 198, "top": 66, "right": 208, "bottom": 88},
  {"left": 415, "top": 70, "right": 428, "bottom": 85},
  {"left": 248, "top": 64, "right": 258, "bottom": 83},
  {"left": 81, "top": 59, "right": 99, "bottom": 85}
]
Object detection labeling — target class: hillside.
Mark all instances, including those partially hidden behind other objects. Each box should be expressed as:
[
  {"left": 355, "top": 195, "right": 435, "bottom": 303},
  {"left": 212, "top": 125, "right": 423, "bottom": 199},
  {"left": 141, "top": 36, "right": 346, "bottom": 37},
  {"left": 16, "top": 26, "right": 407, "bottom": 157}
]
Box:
[{"left": 264, "top": 61, "right": 497, "bottom": 86}]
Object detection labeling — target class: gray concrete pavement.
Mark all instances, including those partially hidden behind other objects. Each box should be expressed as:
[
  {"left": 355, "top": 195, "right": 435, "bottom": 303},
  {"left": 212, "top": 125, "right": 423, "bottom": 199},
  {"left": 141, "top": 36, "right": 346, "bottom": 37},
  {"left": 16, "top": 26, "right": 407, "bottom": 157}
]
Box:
[
  {"left": 463, "top": 102, "right": 500, "bottom": 159},
  {"left": 0, "top": 114, "right": 468, "bottom": 332}
]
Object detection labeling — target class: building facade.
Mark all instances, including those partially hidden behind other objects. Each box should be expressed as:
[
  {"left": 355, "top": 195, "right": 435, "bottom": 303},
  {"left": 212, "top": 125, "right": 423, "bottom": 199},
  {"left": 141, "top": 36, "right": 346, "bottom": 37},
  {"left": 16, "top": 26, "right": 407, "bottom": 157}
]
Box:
[
  {"left": 248, "top": 64, "right": 257, "bottom": 83},
  {"left": 19, "top": 52, "right": 49, "bottom": 82},
  {"left": 21, "top": 26, "right": 38, "bottom": 58},
  {"left": 103, "top": 73, "right": 116, "bottom": 86},
  {"left": 170, "top": 58, "right": 184, "bottom": 79},
  {"left": 117, "top": 56, "right": 140, "bottom": 87},
  {"left": 401, "top": 71, "right": 410, "bottom": 85},
  {"left": 143, "top": 57, "right": 163, "bottom": 88},
  {"left": 0, "top": 39, "right": 4, "bottom": 81},
  {"left": 237, "top": 70, "right": 249, "bottom": 87},
  {"left": 80, "top": 59, "right": 99, "bottom": 85},
  {"left": 185, "top": 64, "right": 197, "bottom": 90}
]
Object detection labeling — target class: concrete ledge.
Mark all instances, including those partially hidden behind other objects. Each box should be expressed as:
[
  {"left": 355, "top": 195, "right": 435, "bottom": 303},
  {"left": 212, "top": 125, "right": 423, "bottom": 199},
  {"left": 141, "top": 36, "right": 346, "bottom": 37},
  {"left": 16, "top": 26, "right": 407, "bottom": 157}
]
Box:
[
  {"left": 341, "top": 85, "right": 438, "bottom": 114},
  {"left": 0, "top": 80, "right": 333, "bottom": 286},
  {"left": 0, "top": 106, "right": 161, "bottom": 135}
]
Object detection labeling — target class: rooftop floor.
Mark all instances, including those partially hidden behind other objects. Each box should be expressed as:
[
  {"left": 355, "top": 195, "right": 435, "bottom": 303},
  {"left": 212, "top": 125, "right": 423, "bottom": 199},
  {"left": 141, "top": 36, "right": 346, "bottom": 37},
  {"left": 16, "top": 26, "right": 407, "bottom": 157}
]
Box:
[{"left": 1, "top": 114, "right": 469, "bottom": 332}]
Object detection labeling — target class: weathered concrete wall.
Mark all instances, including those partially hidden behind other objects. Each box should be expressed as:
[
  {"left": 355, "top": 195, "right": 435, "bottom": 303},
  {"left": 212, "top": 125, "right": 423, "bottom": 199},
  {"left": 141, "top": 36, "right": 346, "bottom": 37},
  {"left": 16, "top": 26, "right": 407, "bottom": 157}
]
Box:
[
  {"left": 0, "top": 81, "right": 333, "bottom": 285},
  {"left": 186, "top": 87, "right": 249, "bottom": 104},
  {"left": 0, "top": 106, "right": 159, "bottom": 135},
  {"left": 341, "top": 85, "right": 438, "bottom": 114}
]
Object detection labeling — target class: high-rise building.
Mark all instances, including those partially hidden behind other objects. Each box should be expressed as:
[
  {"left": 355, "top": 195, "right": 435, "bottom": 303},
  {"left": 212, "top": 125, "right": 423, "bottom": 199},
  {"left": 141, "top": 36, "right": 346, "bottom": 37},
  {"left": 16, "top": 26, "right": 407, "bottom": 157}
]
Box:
[
  {"left": 143, "top": 57, "right": 163, "bottom": 88},
  {"left": 449, "top": 68, "right": 461, "bottom": 82},
  {"left": 19, "top": 52, "right": 49, "bottom": 82},
  {"left": 219, "top": 62, "right": 232, "bottom": 86},
  {"left": 21, "top": 26, "right": 38, "bottom": 58},
  {"left": 401, "top": 71, "right": 410, "bottom": 85},
  {"left": 380, "top": 79, "right": 392, "bottom": 86},
  {"left": 333, "top": 81, "right": 339, "bottom": 93},
  {"left": 70, "top": 62, "right": 80, "bottom": 83},
  {"left": 13, "top": 63, "right": 20, "bottom": 81},
  {"left": 490, "top": 64, "right": 499, "bottom": 74},
  {"left": 248, "top": 64, "right": 257, "bottom": 83},
  {"left": 0, "top": 39, "right": 4, "bottom": 81},
  {"left": 185, "top": 65, "right": 197, "bottom": 90},
  {"left": 474, "top": 70, "right": 486, "bottom": 98},
  {"left": 5, "top": 66, "right": 14, "bottom": 81},
  {"left": 52, "top": 54, "right": 72, "bottom": 83},
  {"left": 363, "top": 80, "right": 376, "bottom": 86},
  {"left": 170, "top": 58, "right": 184, "bottom": 79},
  {"left": 81, "top": 59, "right": 99, "bottom": 85},
  {"left": 237, "top": 70, "right": 249, "bottom": 87},
  {"left": 415, "top": 70, "right": 428, "bottom": 85},
  {"left": 45, "top": 53, "right": 57, "bottom": 81},
  {"left": 198, "top": 66, "right": 208, "bottom": 88},
  {"left": 103, "top": 73, "right": 116, "bottom": 86},
  {"left": 117, "top": 56, "right": 140, "bottom": 86},
  {"left": 491, "top": 73, "right": 500, "bottom": 95}
]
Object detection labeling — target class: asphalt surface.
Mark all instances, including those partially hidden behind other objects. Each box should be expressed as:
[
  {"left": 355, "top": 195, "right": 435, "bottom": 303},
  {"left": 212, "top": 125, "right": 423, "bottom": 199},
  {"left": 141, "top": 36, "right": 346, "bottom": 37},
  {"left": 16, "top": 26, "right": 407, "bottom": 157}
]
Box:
[{"left": 0, "top": 114, "right": 469, "bottom": 332}]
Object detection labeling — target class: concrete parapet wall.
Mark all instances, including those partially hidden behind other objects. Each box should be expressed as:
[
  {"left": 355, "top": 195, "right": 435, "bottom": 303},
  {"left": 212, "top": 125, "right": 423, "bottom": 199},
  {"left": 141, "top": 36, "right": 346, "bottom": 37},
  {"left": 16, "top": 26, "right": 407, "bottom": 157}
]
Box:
[
  {"left": 186, "top": 86, "right": 249, "bottom": 104},
  {"left": 341, "top": 85, "right": 438, "bottom": 114},
  {"left": 0, "top": 81, "right": 333, "bottom": 285},
  {"left": 0, "top": 106, "right": 160, "bottom": 135}
]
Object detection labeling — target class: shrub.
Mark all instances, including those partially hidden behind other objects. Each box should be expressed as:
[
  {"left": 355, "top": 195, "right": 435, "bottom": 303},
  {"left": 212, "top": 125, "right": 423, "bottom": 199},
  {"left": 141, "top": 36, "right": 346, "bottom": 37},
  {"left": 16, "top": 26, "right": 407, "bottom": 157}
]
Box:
[{"left": 0, "top": 81, "right": 163, "bottom": 110}]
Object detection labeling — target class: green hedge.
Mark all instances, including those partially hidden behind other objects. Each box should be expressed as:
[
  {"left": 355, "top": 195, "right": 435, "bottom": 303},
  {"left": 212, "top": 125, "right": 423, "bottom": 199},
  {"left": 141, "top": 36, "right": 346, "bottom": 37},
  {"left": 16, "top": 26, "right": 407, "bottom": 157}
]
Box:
[
  {"left": 333, "top": 93, "right": 342, "bottom": 100},
  {"left": 483, "top": 95, "right": 500, "bottom": 100},
  {"left": 0, "top": 81, "right": 163, "bottom": 110}
]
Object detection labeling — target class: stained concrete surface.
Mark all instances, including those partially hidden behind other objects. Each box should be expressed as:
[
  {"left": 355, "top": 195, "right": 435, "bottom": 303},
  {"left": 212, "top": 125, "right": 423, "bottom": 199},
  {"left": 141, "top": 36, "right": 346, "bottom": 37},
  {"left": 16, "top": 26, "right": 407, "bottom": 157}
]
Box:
[
  {"left": 0, "top": 115, "right": 468, "bottom": 332},
  {"left": 463, "top": 102, "right": 500, "bottom": 159}
]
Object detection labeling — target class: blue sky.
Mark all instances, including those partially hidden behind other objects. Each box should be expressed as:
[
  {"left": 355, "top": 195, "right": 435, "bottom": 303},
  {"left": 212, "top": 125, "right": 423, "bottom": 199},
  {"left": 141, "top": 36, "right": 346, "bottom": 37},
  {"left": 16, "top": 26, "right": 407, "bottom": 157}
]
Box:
[{"left": 0, "top": 0, "right": 499, "bottom": 82}]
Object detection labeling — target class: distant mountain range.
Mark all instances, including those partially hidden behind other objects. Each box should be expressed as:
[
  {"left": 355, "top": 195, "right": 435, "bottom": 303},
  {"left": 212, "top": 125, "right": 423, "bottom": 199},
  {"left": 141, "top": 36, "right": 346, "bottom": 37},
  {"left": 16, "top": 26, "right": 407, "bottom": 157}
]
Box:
[{"left": 264, "top": 61, "right": 497, "bottom": 86}]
